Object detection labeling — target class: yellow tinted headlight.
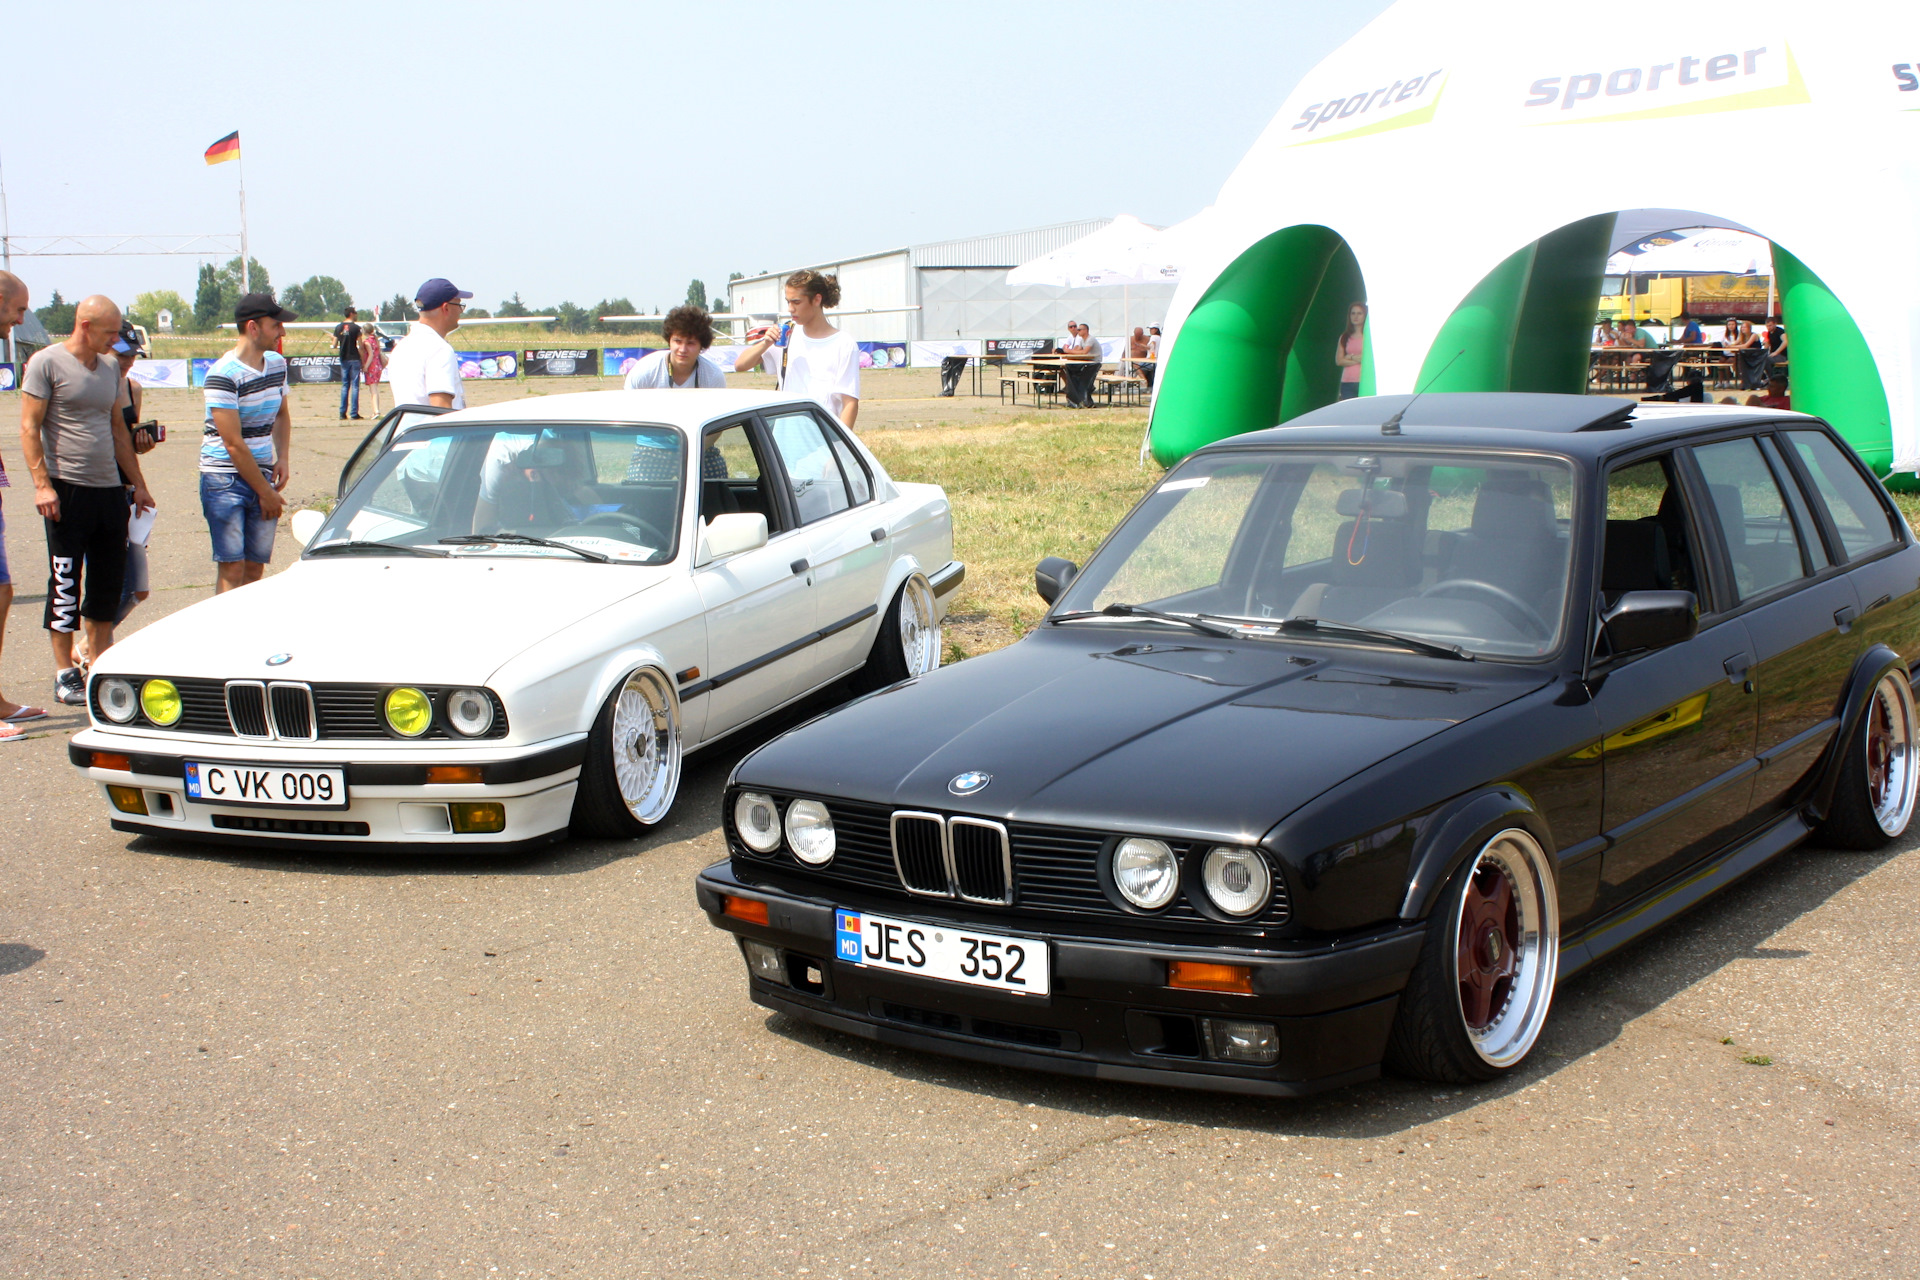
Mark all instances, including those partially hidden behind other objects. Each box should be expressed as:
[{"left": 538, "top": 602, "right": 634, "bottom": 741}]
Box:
[
  {"left": 140, "top": 678, "right": 182, "bottom": 726},
  {"left": 384, "top": 686, "right": 432, "bottom": 737}
]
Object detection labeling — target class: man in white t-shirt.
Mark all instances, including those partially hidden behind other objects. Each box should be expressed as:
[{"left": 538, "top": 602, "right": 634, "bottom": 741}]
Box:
[
  {"left": 734, "top": 270, "right": 861, "bottom": 426},
  {"left": 386, "top": 278, "right": 471, "bottom": 409},
  {"left": 623, "top": 306, "right": 728, "bottom": 389}
]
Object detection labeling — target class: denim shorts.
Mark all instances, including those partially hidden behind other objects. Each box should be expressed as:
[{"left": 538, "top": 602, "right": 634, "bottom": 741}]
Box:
[{"left": 200, "top": 472, "right": 277, "bottom": 564}]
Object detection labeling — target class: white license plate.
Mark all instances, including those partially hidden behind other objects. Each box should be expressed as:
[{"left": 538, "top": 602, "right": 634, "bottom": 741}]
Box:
[
  {"left": 184, "top": 761, "right": 349, "bottom": 809},
  {"left": 835, "top": 910, "right": 1049, "bottom": 996}
]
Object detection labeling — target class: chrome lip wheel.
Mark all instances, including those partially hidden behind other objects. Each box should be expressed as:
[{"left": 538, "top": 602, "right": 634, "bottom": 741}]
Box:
[
  {"left": 610, "top": 669, "right": 681, "bottom": 825},
  {"left": 1452, "top": 829, "right": 1558, "bottom": 1070},
  {"left": 1865, "top": 673, "right": 1918, "bottom": 837},
  {"left": 898, "top": 575, "right": 940, "bottom": 677}
]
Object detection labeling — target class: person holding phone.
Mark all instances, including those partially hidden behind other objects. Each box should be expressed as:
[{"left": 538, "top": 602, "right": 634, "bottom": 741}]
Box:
[{"left": 734, "top": 270, "right": 860, "bottom": 426}]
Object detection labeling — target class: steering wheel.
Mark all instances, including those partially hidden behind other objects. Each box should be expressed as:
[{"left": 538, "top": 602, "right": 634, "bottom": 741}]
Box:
[
  {"left": 1416, "top": 578, "right": 1551, "bottom": 636},
  {"left": 562, "top": 510, "right": 669, "bottom": 549}
]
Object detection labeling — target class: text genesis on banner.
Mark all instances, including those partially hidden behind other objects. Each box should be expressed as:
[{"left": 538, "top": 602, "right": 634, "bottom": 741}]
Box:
[{"left": 522, "top": 349, "right": 598, "bottom": 377}]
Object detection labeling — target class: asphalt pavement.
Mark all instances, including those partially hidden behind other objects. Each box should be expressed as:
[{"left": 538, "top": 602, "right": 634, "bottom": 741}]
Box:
[{"left": 1, "top": 381, "right": 1916, "bottom": 1278}]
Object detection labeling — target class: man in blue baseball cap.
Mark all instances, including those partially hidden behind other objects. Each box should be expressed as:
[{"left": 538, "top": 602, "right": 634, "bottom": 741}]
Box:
[{"left": 387, "top": 277, "right": 473, "bottom": 410}]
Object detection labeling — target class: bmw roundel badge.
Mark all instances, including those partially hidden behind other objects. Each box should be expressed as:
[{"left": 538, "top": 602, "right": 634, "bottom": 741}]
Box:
[
  {"left": 948, "top": 771, "right": 992, "bottom": 796},
  {"left": 266, "top": 653, "right": 293, "bottom": 667}
]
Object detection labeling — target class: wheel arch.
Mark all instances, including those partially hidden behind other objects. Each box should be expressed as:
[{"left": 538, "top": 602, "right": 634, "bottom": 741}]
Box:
[
  {"left": 1804, "top": 643, "right": 1908, "bottom": 824},
  {"left": 1398, "top": 785, "right": 1555, "bottom": 921},
  {"left": 582, "top": 645, "right": 685, "bottom": 731}
]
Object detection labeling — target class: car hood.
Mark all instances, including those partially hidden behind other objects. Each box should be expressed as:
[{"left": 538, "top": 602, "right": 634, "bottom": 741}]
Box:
[
  {"left": 95, "top": 557, "right": 673, "bottom": 686},
  {"left": 740, "top": 629, "right": 1550, "bottom": 843}
]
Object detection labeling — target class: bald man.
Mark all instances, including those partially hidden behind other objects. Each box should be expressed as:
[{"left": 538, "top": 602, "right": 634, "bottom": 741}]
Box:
[
  {"left": 19, "top": 294, "right": 155, "bottom": 705},
  {"left": 0, "top": 271, "right": 41, "bottom": 731}
]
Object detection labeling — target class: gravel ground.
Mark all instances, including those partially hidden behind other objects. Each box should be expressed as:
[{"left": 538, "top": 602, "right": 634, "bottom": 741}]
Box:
[{"left": 0, "top": 377, "right": 1913, "bottom": 1278}]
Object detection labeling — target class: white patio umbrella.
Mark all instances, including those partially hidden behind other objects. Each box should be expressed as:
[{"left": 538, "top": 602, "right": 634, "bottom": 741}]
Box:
[
  {"left": 1007, "top": 213, "right": 1181, "bottom": 290},
  {"left": 1606, "top": 228, "right": 1772, "bottom": 277},
  {"left": 1607, "top": 229, "right": 1774, "bottom": 328}
]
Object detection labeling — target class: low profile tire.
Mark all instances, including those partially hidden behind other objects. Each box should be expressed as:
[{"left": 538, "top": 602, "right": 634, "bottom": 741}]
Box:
[
  {"left": 1815, "top": 670, "right": 1918, "bottom": 850},
  {"left": 855, "top": 574, "right": 941, "bottom": 692},
  {"left": 1385, "top": 828, "right": 1560, "bottom": 1084},
  {"left": 571, "top": 667, "right": 683, "bottom": 838}
]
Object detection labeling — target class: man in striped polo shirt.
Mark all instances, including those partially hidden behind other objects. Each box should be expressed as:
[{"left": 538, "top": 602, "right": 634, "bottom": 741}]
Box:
[{"left": 201, "top": 292, "right": 295, "bottom": 593}]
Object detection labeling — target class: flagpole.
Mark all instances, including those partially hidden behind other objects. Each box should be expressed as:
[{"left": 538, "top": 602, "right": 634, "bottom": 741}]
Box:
[{"left": 237, "top": 145, "right": 250, "bottom": 294}]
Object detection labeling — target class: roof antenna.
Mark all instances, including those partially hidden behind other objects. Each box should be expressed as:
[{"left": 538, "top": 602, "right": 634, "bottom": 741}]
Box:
[{"left": 1380, "top": 348, "right": 1466, "bottom": 436}]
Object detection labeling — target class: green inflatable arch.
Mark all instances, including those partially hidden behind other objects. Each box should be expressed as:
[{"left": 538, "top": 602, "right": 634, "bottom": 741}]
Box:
[
  {"left": 1150, "top": 213, "right": 1902, "bottom": 486},
  {"left": 1149, "top": 225, "right": 1368, "bottom": 469}
]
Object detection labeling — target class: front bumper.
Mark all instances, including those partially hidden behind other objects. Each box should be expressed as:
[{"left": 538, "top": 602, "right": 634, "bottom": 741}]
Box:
[
  {"left": 697, "top": 862, "right": 1424, "bottom": 1097},
  {"left": 71, "top": 727, "right": 586, "bottom": 852}
]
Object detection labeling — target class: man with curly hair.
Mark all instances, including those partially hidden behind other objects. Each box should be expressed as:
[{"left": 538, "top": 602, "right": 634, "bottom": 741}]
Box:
[{"left": 622, "top": 305, "right": 728, "bottom": 389}]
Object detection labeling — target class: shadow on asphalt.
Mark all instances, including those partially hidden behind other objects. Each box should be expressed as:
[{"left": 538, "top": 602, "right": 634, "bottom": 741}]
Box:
[
  {"left": 758, "top": 834, "right": 1905, "bottom": 1138},
  {"left": 117, "top": 682, "right": 857, "bottom": 880},
  {"left": 0, "top": 944, "right": 48, "bottom": 976}
]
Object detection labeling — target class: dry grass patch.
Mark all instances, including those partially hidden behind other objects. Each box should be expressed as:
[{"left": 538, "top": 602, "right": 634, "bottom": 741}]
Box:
[{"left": 865, "top": 416, "right": 1162, "bottom": 658}]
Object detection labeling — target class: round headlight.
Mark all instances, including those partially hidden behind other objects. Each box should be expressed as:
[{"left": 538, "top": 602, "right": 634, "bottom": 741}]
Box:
[
  {"left": 384, "top": 686, "right": 432, "bottom": 737},
  {"left": 1112, "top": 837, "right": 1180, "bottom": 910},
  {"left": 1202, "top": 846, "right": 1272, "bottom": 918},
  {"left": 140, "top": 678, "right": 182, "bottom": 727},
  {"left": 734, "top": 791, "right": 783, "bottom": 854},
  {"left": 99, "top": 678, "right": 138, "bottom": 723},
  {"left": 446, "top": 688, "right": 495, "bottom": 737},
  {"left": 783, "top": 799, "right": 836, "bottom": 865}
]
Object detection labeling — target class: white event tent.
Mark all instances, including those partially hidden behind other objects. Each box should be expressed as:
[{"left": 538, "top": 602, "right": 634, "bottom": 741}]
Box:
[{"left": 1148, "top": 0, "right": 1920, "bottom": 478}]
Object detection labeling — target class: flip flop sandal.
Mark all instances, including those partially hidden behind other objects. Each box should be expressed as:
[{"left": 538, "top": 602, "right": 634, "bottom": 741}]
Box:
[
  {"left": 0, "top": 723, "right": 25, "bottom": 743},
  {"left": 3, "top": 706, "right": 48, "bottom": 722}
]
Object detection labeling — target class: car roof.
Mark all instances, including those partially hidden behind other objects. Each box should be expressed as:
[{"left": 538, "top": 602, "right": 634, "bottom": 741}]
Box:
[
  {"left": 1216, "top": 393, "right": 1823, "bottom": 460},
  {"left": 416, "top": 389, "right": 824, "bottom": 431}
]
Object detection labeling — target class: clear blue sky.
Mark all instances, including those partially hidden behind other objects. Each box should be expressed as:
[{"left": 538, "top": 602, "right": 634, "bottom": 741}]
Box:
[{"left": 3, "top": 0, "right": 1391, "bottom": 316}]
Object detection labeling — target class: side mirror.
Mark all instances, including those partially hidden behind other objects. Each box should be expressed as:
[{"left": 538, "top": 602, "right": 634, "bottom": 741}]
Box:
[
  {"left": 696, "top": 512, "right": 769, "bottom": 566},
  {"left": 1603, "top": 590, "right": 1698, "bottom": 654},
  {"left": 1035, "top": 556, "right": 1079, "bottom": 605},
  {"left": 289, "top": 509, "right": 326, "bottom": 547}
]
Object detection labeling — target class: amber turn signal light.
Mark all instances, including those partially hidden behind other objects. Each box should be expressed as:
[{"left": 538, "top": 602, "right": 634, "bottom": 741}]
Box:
[
  {"left": 426, "top": 765, "right": 484, "bottom": 784},
  {"left": 722, "top": 895, "right": 770, "bottom": 925},
  {"left": 1168, "top": 960, "right": 1253, "bottom": 994},
  {"left": 106, "top": 785, "right": 148, "bottom": 815},
  {"left": 91, "top": 752, "right": 132, "bottom": 772}
]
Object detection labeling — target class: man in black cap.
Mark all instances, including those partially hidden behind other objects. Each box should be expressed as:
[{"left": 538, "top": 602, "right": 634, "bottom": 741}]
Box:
[
  {"left": 199, "top": 292, "right": 295, "bottom": 594},
  {"left": 387, "top": 277, "right": 472, "bottom": 410}
]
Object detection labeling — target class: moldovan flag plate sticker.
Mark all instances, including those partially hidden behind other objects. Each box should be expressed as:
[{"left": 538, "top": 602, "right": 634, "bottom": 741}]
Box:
[{"left": 204, "top": 131, "right": 240, "bottom": 165}]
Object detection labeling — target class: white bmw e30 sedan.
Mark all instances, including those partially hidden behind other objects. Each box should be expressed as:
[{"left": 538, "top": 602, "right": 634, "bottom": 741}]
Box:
[{"left": 70, "top": 390, "right": 962, "bottom": 852}]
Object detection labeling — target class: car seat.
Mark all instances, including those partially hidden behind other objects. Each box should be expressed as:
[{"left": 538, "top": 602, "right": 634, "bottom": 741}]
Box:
[
  {"left": 1447, "top": 478, "right": 1561, "bottom": 602},
  {"left": 1287, "top": 488, "right": 1420, "bottom": 621}
]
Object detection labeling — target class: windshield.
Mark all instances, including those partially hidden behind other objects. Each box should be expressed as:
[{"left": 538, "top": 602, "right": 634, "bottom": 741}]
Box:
[
  {"left": 1056, "top": 449, "right": 1577, "bottom": 659},
  {"left": 310, "top": 422, "right": 685, "bottom": 565}
]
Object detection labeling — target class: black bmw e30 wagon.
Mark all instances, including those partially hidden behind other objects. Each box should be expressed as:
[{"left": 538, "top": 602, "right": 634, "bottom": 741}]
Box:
[{"left": 697, "top": 393, "right": 1920, "bottom": 1096}]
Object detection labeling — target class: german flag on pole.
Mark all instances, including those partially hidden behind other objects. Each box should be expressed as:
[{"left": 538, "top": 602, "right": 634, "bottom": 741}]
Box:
[{"left": 204, "top": 131, "right": 240, "bottom": 165}]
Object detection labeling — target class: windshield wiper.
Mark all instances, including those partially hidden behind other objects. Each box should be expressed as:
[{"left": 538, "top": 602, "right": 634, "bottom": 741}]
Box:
[
  {"left": 439, "top": 533, "right": 610, "bottom": 563},
  {"left": 1263, "top": 615, "right": 1474, "bottom": 661},
  {"left": 307, "top": 539, "right": 448, "bottom": 558},
  {"left": 1049, "top": 602, "right": 1239, "bottom": 639}
]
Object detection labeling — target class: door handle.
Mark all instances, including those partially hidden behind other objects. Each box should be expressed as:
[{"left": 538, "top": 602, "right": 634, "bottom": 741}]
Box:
[
  {"left": 1833, "top": 605, "right": 1858, "bottom": 634},
  {"left": 790, "top": 558, "right": 810, "bottom": 576},
  {"left": 1723, "top": 654, "right": 1751, "bottom": 685},
  {"left": 870, "top": 527, "right": 886, "bottom": 543}
]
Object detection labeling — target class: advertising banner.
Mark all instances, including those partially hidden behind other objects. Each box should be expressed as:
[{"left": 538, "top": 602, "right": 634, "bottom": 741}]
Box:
[
  {"left": 911, "top": 340, "right": 982, "bottom": 368},
  {"left": 522, "top": 349, "right": 598, "bottom": 377},
  {"left": 0, "top": 362, "right": 14, "bottom": 392},
  {"left": 457, "top": 351, "right": 517, "bottom": 380},
  {"left": 602, "top": 347, "right": 659, "bottom": 378},
  {"left": 984, "top": 337, "right": 1054, "bottom": 362},
  {"left": 128, "top": 359, "right": 191, "bottom": 389},
  {"left": 189, "top": 357, "right": 216, "bottom": 388},
  {"left": 287, "top": 355, "right": 344, "bottom": 384},
  {"left": 857, "top": 341, "right": 909, "bottom": 369},
  {"left": 1685, "top": 275, "right": 1772, "bottom": 320}
]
